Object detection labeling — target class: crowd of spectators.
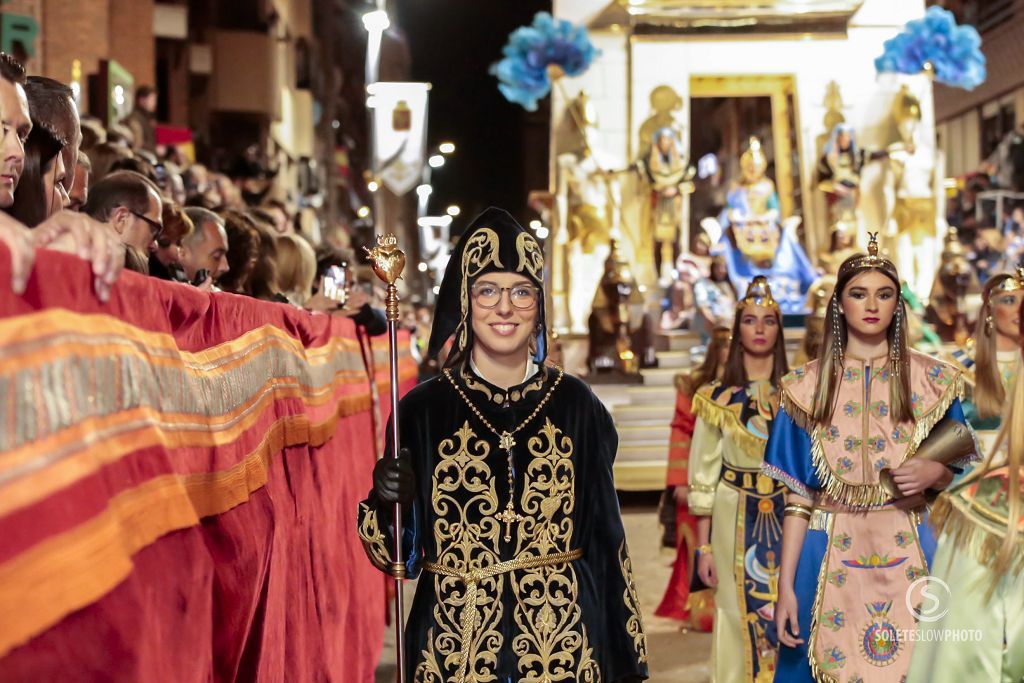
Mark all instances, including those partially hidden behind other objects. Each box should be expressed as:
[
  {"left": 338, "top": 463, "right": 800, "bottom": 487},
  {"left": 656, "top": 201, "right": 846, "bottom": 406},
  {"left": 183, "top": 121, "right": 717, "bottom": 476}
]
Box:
[{"left": 0, "top": 51, "right": 405, "bottom": 339}]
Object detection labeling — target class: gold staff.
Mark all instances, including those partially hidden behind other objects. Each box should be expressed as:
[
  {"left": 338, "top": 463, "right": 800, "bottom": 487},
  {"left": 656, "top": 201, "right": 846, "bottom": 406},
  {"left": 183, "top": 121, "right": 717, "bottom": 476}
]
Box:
[{"left": 363, "top": 234, "right": 408, "bottom": 683}]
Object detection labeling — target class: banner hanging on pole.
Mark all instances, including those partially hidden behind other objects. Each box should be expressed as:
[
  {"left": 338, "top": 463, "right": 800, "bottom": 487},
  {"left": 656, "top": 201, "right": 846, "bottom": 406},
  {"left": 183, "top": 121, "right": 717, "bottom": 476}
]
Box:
[{"left": 368, "top": 82, "right": 430, "bottom": 196}]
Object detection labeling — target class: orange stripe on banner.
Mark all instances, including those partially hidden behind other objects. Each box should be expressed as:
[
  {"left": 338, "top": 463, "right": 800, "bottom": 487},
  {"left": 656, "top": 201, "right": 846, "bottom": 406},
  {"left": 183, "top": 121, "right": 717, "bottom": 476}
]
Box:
[
  {"left": 2, "top": 337, "right": 369, "bottom": 380},
  {"left": 0, "top": 408, "right": 350, "bottom": 658},
  {"left": 0, "top": 387, "right": 371, "bottom": 518},
  {"left": 0, "top": 310, "right": 362, "bottom": 366}
]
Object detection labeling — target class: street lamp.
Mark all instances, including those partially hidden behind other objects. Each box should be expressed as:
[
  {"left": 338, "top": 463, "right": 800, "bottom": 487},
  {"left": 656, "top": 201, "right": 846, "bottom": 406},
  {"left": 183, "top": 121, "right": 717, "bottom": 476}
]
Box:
[
  {"left": 428, "top": 154, "right": 445, "bottom": 169},
  {"left": 439, "top": 142, "right": 456, "bottom": 154},
  {"left": 446, "top": 205, "right": 461, "bottom": 217},
  {"left": 362, "top": 9, "right": 390, "bottom": 33},
  {"left": 362, "top": 7, "right": 390, "bottom": 236}
]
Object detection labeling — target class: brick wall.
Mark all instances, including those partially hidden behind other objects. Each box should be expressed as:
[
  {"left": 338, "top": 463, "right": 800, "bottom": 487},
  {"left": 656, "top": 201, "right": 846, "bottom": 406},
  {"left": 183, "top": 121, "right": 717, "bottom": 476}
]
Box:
[
  {"left": 934, "top": 0, "right": 1024, "bottom": 122},
  {"left": 108, "top": 0, "right": 155, "bottom": 89},
  {"left": 38, "top": 0, "right": 154, "bottom": 111}
]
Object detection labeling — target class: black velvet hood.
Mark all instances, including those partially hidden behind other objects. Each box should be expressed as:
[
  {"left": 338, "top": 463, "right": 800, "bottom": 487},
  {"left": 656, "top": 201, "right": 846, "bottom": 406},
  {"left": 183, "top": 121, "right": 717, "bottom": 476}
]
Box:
[{"left": 427, "top": 207, "right": 547, "bottom": 362}]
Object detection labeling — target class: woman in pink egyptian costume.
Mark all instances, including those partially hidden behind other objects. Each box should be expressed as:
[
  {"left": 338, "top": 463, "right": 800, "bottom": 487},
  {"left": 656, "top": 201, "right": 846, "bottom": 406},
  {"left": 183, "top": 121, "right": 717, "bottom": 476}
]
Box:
[{"left": 762, "top": 234, "right": 975, "bottom": 682}]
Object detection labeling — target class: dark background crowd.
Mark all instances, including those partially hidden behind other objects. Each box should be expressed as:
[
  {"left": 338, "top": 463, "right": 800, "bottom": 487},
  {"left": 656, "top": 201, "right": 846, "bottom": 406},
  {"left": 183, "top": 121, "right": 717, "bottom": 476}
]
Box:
[{"left": 0, "top": 50, "right": 447, "bottom": 351}]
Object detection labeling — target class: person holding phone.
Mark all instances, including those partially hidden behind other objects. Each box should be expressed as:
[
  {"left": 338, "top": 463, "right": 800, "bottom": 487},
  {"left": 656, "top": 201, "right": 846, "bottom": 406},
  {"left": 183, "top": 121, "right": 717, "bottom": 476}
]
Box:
[{"left": 180, "top": 207, "right": 229, "bottom": 291}]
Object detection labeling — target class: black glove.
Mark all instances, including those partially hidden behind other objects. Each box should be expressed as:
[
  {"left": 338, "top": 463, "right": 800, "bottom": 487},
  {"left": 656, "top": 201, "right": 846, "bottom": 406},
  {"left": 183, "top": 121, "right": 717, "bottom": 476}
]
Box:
[{"left": 373, "top": 447, "right": 414, "bottom": 506}]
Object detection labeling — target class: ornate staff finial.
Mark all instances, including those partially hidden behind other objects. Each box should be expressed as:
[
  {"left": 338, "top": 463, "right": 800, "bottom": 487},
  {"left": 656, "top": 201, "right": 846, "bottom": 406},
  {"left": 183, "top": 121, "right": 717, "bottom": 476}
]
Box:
[
  {"left": 363, "top": 234, "right": 405, "bottom": 286},
  {"left": 363, "top": 234, "right": 406, "bottom": 324}
]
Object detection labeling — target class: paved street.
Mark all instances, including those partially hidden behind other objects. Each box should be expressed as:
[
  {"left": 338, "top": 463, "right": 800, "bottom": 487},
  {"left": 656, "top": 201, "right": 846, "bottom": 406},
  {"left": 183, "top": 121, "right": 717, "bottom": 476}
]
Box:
[{"left": 374, "top": 498, "right": 712, "bottom": 682}]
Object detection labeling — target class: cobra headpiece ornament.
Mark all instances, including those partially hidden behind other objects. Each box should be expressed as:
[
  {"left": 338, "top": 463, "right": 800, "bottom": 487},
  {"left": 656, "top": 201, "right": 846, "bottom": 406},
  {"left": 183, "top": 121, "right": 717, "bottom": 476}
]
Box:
[{"left": 849, "top": 232, "right": 888, "bottom": 269}]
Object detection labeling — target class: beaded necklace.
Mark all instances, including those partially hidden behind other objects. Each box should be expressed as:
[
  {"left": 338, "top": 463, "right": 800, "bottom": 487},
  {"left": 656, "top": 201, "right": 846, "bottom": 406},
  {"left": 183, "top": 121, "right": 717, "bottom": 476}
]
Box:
[{"left": 444, "top": 367, "right": 564, "bottom": 541}]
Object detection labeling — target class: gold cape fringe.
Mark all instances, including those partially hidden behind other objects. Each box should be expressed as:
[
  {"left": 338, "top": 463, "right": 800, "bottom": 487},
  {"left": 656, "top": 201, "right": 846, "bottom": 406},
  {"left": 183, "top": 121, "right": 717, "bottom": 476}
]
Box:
[
  {"left": 691, "top": 389, "right": 767, "bottom": 460},
  {"left": 779, "top": 387, "right": 813, "bottom": 432},
  {"left": 929, "top": 492, "right": 1024, "bottom": 579},
  {"left": 782, "top": 376, "right": 964, "bottom": 508}
]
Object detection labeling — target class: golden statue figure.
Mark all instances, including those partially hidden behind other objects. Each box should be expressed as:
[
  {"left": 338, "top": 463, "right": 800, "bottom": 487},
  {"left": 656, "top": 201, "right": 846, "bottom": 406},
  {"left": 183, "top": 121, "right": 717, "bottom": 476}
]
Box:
[
  {"left": 587, "top": 239, "right": 653, "bottom": 375},
  {"left": 554, "top": 92, "right": 619, "bottom": 334},
  {"left": 637, "top": 85, "right": 688, "bottom": 278},
  {"left": 884, "top": 85, "right": 945, "bottom": 298},
  {"left": 726, "top": 138, "right": 781, "bottom": 265},
  {"left": 644, "top": 127, "right": 695, "bottom": 280},
  {"left": 925, "top": 228, "right": 981, "bottom": 346}
]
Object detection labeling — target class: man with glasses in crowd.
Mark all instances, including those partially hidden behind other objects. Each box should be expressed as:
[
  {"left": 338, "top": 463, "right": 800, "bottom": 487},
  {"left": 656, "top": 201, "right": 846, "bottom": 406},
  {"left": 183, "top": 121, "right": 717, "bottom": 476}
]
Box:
[
  {"left": 82, "top": 170, "right": 163, "bottom": 260},
  {"left": 0, "top": 51, "right": 123, "bottom": 299}
]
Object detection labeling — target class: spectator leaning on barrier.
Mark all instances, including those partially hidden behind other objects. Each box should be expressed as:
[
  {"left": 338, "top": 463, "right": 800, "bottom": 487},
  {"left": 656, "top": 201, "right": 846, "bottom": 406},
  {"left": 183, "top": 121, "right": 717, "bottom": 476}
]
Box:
[
  {"left": 238, "top": 210, "right": 283, "bottom": 302},
  {"left": 24, "top": 77, "right": 80, "bottom": 198},
  {"left": 8, "top": 113, "right": 64, "bottom": 227},
  {"left": 0, "top": 52, "right": 30, "bottom": 210},
  {"left": 149, "top": 203, "right": 193, "bottom": 283},
  {"left": 275, "top": 233, "right": 316, "bottom": 307},
  {"left": 181, "top": 206, "right": 229, "bottom": 290},
  {"left": 218, "top": 210, "right": 259, "bottom": 295},
  {"left": 0, "top": 53, "right": 130, "bottom": 299},
  {"left": 82, "top": 170, "right": 163, "bottom": 270},
  {"left": 69, "top": 151, "right": 90, "bottom": 212}
]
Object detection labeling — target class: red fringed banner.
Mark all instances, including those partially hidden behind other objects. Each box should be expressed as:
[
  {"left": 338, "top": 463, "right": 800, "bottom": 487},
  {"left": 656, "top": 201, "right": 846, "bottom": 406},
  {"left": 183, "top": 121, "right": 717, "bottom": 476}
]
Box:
[{"left": 0, "top": 245, "right": 417, "bottom": 682}]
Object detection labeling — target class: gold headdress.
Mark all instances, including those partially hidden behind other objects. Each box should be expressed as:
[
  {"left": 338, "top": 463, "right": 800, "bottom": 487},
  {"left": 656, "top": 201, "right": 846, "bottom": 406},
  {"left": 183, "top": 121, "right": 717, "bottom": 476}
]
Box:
[
  {"left": 849, "top": 232, "right": 889, "bottom": 269},
  {"left": 892, "top": 85, "right": 922, "bottom": 123},
  {"left": 740, "top": 137, "right": 767, "bottom": 174},
  {"left": 994, "top": 268, "right": 1024, "bottom": 293},
  {"left": 741, "top": 275, "right": 779, "bottom": 312},
  {"left": 711, "top": 326, "right": 733, "bottom": 344},
  {"left": 941, "top": 227, "right": 966, "bottom": 259},
  {"left": 572, "top": 91, "right": 599, "bottom": 128}
]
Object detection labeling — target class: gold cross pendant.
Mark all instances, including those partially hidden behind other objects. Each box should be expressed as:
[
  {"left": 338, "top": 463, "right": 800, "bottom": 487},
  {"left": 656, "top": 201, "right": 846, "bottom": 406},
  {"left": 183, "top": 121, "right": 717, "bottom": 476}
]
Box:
[
  {"left": 495, "top": 504, "right": 524, "bottom": 543},
  {"left": 498, "top": 432, "right": 516, "bottom": 451}
]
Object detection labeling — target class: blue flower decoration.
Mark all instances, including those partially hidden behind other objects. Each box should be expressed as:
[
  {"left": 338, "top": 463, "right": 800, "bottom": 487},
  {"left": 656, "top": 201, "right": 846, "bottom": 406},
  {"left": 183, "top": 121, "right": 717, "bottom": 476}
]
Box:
[
  {"left": 490, "top": 12, "right": 600, "bottom": 111},
  {"left": 875, "top": 6, "right": 986, "bottom": 90}
]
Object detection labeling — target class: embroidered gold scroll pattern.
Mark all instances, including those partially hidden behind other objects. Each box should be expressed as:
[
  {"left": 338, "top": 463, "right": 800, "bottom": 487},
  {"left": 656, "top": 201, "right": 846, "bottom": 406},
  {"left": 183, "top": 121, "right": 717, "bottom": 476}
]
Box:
[
  {"left": 511, "top": 419, "right": 599, "bottom": 682},
  {"left": 620, "top": 540, "right": 649, "bottom": 664},
  {"left": 456, "top": 228, "right": 503, "bottom": 350},
  {"left": 515, "top": 231, "right": 544, "bottom": 282},
  {"left": 356, "top": 501, "right": 391, "bottom": 573},
  {"left": 417, "top": 422, "right": 503, "bottom": 683}
]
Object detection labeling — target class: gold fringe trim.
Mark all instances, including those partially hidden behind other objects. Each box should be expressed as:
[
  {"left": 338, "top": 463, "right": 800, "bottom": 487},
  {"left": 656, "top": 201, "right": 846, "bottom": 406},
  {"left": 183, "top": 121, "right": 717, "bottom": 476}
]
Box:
[
  {"left": 691, "top": 390, "right": 767, "bottom": 460},
  {"left": 779, "top": 387, "right": 814, "bottom": 433},
  {"left": 806, "top": 511, "right": 839, "bottom": 683},
  {"left": 930, "top": 494, "right": 1024, "bottom": 579},
  {"left": 809, "top": 375, "right": 964, "bottom": 508}
]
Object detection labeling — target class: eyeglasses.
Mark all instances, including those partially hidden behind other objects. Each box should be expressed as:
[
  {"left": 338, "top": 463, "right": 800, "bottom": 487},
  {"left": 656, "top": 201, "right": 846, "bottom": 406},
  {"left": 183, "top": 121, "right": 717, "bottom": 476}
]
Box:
[
  {"left": 128, "top": 209, "right": 163, "bottom": 240},
  {"left": 470, "top": 283, "right": 538, "bottom": 310}
]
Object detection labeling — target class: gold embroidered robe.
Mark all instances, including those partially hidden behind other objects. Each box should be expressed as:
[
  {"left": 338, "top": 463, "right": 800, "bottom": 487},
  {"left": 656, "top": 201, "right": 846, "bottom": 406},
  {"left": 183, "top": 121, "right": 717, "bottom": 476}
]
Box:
[{"left": 357, "top": 364, "right": 649, "bottom": 682}]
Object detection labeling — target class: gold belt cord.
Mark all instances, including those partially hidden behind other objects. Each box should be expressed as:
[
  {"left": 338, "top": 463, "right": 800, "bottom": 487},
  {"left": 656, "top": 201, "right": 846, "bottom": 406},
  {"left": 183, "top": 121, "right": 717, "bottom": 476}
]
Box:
[{"left": 422, "top": 548, "right": 585, "bottom": 683}]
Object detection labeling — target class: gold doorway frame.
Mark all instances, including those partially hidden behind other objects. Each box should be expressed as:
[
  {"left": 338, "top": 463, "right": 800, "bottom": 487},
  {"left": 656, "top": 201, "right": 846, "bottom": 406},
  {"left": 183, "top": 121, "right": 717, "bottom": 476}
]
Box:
[{"left": 689, "top": 75, "right": 802, "bottom": 221}]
